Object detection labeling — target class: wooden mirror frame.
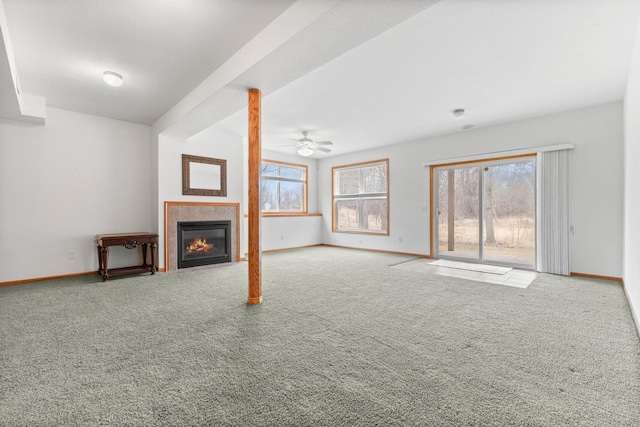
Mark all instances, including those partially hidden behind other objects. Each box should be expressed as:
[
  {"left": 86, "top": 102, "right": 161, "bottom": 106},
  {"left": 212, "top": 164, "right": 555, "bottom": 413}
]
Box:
[{"left": 182, "top": 154, "right": 227, "bottom": 197}]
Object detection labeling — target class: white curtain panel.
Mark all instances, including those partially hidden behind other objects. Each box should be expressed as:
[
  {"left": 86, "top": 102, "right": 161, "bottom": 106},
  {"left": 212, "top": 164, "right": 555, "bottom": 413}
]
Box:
[{"left": 539, "top": 149, "right": 571, "bottom": 275}]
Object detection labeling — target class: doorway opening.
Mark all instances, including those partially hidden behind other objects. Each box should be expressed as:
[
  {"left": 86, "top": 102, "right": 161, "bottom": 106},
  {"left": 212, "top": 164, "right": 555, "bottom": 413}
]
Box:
[{"left": 433, "top": 156, "right": 536, "bottom": 269}]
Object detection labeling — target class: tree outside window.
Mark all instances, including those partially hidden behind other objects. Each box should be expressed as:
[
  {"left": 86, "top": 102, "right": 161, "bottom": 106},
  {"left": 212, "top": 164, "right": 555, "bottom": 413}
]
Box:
[{"left": 261, "top": 160, "right": 307, "bottom": 213}]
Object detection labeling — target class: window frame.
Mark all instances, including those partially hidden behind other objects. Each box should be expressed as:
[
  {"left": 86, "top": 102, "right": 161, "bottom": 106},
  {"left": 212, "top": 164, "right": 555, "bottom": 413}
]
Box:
[
  {"left": 261, "top": 159, "right": 308, "bottom": 214},
  {"left": 332, "top": 158, "right": 389, "bottom": 235}
]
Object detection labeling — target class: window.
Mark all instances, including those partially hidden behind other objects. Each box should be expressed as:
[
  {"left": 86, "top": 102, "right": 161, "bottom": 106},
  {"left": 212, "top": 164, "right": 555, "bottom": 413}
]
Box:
[
  {"left": 261, "top": 160, "right": 307, "bottom": 213},
  {"left": 332, "top": 159, "right": 388, "bottom": 234}
]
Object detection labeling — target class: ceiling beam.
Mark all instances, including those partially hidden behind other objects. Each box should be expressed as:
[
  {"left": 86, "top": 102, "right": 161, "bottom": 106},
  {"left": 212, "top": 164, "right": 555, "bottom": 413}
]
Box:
[
  {"left": 0, "top": 0, "right": 45, "bottom": 124},
  {"left": 152, "top": 0, "right": 339, "bottom": 137}
]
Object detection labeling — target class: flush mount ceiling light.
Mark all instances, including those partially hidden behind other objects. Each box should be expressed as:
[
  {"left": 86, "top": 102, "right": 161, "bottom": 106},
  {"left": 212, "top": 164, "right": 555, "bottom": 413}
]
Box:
[
  {"left": 451, "top": 108, "right": 465, "bottom": 118},
  {"left": 103, "top": 71, "right": 123, "bottom": 87},
  {"left": 296, "top": 147, "right": 314, "bottom": 157}
]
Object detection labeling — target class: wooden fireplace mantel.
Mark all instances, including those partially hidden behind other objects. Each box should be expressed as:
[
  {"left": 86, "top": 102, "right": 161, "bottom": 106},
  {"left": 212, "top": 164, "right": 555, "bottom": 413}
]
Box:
[{"left": 96, "top": 232, "right": 158, "bottom": 281}]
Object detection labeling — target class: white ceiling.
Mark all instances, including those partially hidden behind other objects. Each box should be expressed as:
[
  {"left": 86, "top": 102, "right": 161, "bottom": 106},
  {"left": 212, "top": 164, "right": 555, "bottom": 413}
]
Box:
[
  {"left": 2, "top": 0, "right": 296, "bottom": 124},
  {"left": 2, "top": 0, "right": 639, "bottom": 158}
]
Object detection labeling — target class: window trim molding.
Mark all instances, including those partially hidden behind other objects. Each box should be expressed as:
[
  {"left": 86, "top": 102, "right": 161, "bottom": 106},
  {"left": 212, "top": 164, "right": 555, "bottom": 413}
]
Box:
[
  {"left": 261, "top": 158, "right": 308, "bottom": 214},
  {"left": 332, "top": 158, "right": 389, "bottom": 235},
  {"left": 422, "top": 142, "right": 574, "bottom": 167}
]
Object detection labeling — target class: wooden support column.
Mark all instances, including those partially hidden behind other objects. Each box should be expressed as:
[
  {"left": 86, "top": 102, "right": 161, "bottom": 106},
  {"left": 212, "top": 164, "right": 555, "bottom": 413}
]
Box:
[{"left": 247, "top": 88, "right": 263, "bottom": 305}]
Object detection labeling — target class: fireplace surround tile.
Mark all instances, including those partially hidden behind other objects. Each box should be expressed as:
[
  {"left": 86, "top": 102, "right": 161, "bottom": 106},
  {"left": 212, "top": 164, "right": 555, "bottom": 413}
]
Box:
[{"left": 164, "top": 202, "right": 240, "bottom": 272}]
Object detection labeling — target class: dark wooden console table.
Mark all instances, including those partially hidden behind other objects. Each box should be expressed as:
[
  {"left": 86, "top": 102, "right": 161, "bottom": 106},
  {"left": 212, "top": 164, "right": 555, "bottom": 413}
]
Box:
[{"left": 96, "top": 232, "right": 158, "bottom": 281}]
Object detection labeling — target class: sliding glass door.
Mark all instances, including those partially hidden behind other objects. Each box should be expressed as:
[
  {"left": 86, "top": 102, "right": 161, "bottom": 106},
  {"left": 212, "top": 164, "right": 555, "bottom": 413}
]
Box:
[
  {"left": 434, "top": 157, "right": 536, "bottom": 269},
  {"left": 436, "top": 165, "right": 481, "bottom": 261}
]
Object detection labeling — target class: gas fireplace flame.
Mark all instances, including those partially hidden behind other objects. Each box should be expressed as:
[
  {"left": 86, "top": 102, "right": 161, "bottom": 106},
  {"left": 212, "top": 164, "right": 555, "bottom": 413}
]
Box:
[{"left": 185, "top": 237, "right": 214, "bottom": 255}]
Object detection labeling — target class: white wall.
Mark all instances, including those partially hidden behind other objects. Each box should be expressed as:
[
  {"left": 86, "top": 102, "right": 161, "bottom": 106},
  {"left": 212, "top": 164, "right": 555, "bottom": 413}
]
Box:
[
  {"left": 0, "top": 107, "right": 152, "bottom": 282},
  {"left": 151, "top": 132, "right": 160, "bottom": 246},
  {"left": 0, "top": 102, "right": 625, "bottom": 285},
  {"left": 156, "top": 126, "right": 244, "bottom": 269},
  {"left": 623, "top": 20, "right": 640, "bottom": 332},
  {"left": 156, "top": 133, "right": 322, "bottom": 264},
  {"left": 319, "top": 151, "right": 431, "bottom": 255},
  {"left": 318, "top": 102, "right": 624, "bottom": 277}
]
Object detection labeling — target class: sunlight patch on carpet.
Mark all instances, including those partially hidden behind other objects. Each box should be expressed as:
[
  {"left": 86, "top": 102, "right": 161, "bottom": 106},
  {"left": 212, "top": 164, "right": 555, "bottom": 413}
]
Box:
[
  {"left": 393, "top": 258, "right": 536, "bottom": 288},
  {"left": 430, "top": 259, "right": 512, "bottom": 275}
]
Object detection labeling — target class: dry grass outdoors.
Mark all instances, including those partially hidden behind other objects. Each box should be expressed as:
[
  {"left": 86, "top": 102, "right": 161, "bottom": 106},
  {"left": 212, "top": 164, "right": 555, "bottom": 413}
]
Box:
[
  {"left": 337, "top": 206, "right": 534, "bottom": 261},
  {"left": 438, "top": 216, "right": 535, "bottom": 261},
  {"left": 337, "top": 208, "right": 385, "bottom": 231}
]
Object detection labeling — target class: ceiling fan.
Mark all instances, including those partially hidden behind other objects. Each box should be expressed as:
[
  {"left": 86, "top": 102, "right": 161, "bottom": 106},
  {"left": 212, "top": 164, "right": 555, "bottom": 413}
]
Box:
[{"left": 288, "top": 131, "right": 333, "bottom": 157}]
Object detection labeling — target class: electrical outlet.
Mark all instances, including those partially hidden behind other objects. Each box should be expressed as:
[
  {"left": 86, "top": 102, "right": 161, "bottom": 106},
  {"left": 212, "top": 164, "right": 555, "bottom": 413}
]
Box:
[
  {"left": 67, "top": 251, "right": 76, "bottom": 260},
  {"left": 398, "top": 236, "right": 403, "bottom": 243},
  {"left": 280, "top": 235, "right": 284, "bottom": 240}
]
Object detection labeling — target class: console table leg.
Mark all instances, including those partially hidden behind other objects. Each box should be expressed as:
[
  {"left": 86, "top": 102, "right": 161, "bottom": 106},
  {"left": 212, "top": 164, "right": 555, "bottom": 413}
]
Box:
[
  {"left": 97, "top": 245, "right": 103, "bottom": 274},
  {"left": 151, "top": 243, "right": 157, "bottom": 274},
  {"left": 141, "top": 243, "right": 148, "bottom": 268},
  {"left": 101, "top": 247, "right": 110, "bottom": 281}
]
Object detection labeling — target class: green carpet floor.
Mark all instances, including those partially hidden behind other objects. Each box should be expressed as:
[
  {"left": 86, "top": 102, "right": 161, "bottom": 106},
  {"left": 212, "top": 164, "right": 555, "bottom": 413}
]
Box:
[{"left": 1, "top": 246, "right": 639, "bottom": 426}]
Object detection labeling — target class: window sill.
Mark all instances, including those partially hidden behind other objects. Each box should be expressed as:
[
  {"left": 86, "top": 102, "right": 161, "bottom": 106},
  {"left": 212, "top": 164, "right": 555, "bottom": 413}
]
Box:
[
  {"left": 244, "top": 213, "right": 322, "bottom": 218},
  {"left": 332, "top": 230, "right": 389, "bottom": 236}
]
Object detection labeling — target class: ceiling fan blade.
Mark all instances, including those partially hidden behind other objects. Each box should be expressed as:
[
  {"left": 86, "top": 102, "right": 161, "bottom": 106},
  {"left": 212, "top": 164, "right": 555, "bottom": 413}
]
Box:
[
  {"left": 315, "top": 146, "right": 332, "bottom": 153},
  {"left": 272, "top": 144, "right": 297, "bottom": 147},
  {"left": 313, "top": 140, "right": 333, "bottom": 146}
]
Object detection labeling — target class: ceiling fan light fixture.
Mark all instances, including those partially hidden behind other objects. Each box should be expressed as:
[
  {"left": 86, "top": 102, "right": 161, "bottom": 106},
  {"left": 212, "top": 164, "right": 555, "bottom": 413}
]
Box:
[
  {"left": 103, "top": 71, "right": 123, "bottom": 87},
  {"left": 297, "top": 147, "right": 314, "bottom": 157}
]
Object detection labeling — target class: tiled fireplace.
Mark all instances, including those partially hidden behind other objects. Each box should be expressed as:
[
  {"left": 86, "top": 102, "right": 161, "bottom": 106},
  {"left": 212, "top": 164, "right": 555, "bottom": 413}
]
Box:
[{"left": 164, "top": 202, "right": 240, "bottom": 271}]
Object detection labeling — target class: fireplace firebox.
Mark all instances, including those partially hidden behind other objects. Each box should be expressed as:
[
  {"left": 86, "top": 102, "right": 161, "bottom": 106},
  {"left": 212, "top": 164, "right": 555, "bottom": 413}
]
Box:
[{"left": 177, "top": 221, "right": 231, "bottom": 269}]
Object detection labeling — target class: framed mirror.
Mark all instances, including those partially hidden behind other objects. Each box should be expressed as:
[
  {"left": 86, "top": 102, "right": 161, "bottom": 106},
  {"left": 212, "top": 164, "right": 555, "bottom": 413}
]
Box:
[{"left": 182, "top": 154, "right": 227, "bottom": 196}]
